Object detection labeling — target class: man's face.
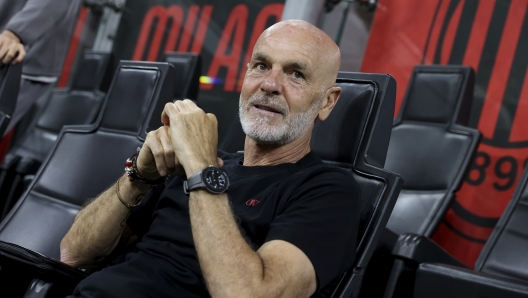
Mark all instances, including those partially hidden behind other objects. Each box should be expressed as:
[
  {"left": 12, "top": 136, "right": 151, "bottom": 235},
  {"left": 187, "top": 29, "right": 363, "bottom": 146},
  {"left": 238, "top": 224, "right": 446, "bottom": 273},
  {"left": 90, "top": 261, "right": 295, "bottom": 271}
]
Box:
[{"left": 239, "top": 27, "right": 327, "bottom": 145}]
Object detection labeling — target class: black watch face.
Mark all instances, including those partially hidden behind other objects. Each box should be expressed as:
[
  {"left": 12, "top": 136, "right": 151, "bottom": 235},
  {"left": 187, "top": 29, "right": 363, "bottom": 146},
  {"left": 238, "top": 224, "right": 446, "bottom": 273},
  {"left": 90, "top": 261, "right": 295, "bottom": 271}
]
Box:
[{"left": 202, "top": 168, "right": 229, "bottom": 193}]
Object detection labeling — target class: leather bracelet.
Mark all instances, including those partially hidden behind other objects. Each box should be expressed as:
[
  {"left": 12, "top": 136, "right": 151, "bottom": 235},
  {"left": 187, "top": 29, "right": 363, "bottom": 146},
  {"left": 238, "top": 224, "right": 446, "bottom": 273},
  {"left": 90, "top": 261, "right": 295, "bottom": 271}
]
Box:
[
  {"left": 116, "top": 176, "right": 145, "bottom": 209},
  {"left": 125, "top": 147, "right": 168, "bottom": 185}
]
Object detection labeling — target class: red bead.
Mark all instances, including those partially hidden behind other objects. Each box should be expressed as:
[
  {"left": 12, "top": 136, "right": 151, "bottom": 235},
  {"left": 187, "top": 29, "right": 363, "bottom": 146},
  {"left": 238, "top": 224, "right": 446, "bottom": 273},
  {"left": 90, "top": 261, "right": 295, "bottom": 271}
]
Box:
[{"left": 125, "top": 161, "right": 133, "bottom": 167}]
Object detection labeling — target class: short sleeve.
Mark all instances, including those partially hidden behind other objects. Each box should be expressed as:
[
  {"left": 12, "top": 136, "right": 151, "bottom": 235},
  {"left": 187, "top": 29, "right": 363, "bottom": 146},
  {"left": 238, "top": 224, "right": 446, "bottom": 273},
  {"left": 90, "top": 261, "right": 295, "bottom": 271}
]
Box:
[{"left": 264, "top": 167, "right": 361, "bottom": 290}]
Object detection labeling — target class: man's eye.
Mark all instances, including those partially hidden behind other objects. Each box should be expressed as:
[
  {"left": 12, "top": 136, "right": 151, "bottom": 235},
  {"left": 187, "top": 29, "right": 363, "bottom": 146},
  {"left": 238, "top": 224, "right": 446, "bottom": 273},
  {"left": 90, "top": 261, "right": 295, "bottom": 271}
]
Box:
[
  {"left": 293, "top": 71, "right": 304, "bottom": 79},
  {"left": 256, "top": 63, "right": 266, "bottom": 70}
]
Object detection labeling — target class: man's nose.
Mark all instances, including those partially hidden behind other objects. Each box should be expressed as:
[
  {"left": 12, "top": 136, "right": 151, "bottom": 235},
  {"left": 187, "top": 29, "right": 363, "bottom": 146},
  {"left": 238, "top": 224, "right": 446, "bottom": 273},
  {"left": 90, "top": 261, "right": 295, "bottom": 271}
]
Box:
[{"left": 260, "top": 69, "right": 283, "bottom": 95}]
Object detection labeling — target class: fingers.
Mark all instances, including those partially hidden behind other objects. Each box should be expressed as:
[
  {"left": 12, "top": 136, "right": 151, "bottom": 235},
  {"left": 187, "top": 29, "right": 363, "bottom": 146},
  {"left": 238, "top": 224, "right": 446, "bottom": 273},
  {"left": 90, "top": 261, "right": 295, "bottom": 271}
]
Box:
[
  {"left": 161, "top": 108, "right": 170, "bottom": 126},
  {"left": 159, "top": 126, "right": 176, "bottom": 174},
  {"left": 3, "top": 45, "right": 19, "bottom": 64},
  {"left": 217, "top": 158, "right": 224, "bottom": 168},
  {"left": 0, "top": 46, "right": 8, "bottom": 65},
  {"left": 162, "top": 100, "right": 204, "bottom": 125},
  {"left": 145, "top": 127, "right": 175, "bottom": 177},
  {"left": 172, "top": 99, "right": 200, "bottom": 112},
  {"left": 182, "top": 99, "right": 200, "bottom": 110},
  {"left": 0, "top": 35, "right": 23, "bottom": 65},
  {"left": 12, "top": 46, "right": 25, "bottom": 64}
]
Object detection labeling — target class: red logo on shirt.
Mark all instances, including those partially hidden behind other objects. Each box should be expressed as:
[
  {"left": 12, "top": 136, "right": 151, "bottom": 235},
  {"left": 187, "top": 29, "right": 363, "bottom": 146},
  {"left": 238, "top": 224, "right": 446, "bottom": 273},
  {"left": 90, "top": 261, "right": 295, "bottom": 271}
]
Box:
[{"left": 245, "top": 199, "right": 260, "bottom": 206}]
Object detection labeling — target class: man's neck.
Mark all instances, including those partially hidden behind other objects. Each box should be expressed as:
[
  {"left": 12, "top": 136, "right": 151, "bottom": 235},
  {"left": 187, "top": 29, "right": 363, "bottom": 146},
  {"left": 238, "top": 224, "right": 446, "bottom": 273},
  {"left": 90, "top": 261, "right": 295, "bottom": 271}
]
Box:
[{"left": 242, "top": 132, "right": 312, "bottom": 166}]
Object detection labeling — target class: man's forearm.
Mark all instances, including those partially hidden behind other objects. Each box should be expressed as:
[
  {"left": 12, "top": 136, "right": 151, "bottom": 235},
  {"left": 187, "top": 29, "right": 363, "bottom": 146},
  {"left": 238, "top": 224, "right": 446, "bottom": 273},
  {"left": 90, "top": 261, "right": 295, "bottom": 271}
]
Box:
[
  {"left": 60, "top": 175, "right": 150, "bottom": 267},
  {"left": 189, "top": 190, "right": 272, "bottom": 297}
]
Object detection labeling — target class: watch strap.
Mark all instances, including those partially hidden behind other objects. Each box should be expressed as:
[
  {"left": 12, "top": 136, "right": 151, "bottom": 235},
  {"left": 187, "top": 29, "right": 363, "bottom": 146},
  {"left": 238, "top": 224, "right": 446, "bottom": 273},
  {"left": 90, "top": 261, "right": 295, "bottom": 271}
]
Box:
[
  {"left": 183, "top": 169, "right": 205, "bottom": 194},
  {"left": 183, "top": 165, "right": 229, "bottom": 195}
]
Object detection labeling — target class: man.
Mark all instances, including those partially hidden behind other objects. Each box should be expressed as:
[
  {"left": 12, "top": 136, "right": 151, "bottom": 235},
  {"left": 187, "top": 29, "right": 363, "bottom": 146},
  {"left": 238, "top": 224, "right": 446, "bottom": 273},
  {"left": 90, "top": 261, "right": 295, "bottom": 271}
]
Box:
[
  {"left": 61, "top": 19, "right": 361, "bottom": 297},
  {"left": 0, "top": 0, "right": 81, "bottom": 134}
]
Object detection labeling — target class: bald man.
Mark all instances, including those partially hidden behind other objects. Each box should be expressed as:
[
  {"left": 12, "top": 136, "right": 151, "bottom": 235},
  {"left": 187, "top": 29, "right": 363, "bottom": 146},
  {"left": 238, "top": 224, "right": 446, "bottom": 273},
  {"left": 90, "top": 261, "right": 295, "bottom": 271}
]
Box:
[{"left": 61, "top": 20, "right": 361, "bottom": 297}]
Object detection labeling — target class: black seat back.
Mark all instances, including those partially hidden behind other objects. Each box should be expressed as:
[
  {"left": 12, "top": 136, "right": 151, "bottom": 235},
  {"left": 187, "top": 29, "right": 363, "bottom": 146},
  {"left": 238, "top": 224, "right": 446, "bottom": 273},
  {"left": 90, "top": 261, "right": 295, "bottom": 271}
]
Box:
[
  {"left": 384, "top": 65, "right": 480, "bottom": 236},
  {"left": 8, "top": 51, "right": 112, "bottom": 163},
  {"left": 69, "top": 50, "right": 113, "bottom": 92},
  {"left": 0, "top": 63, "right": 22, "bottom": 136},
  {"left": 0, "top": 61, "right": 175, "bottom": 259},
  {"left": 162, "top": 52, "right": 201, "bottom": 101},
  {"left": 312, "top": 72, "right": 402, "bottom": 298},
  {"left": 0, "top": 52, "right": 113, "bottom": 221},
  {"left": 475, "top": 165, "right": 528, "bottom": 279}
]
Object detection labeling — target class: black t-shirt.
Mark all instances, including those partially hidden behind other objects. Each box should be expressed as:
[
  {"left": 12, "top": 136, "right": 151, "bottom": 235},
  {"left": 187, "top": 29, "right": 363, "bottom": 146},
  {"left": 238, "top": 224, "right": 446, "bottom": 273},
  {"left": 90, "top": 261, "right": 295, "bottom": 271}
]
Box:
[{"left": 71, "top": 151, "right": 361, "bottom": 297}]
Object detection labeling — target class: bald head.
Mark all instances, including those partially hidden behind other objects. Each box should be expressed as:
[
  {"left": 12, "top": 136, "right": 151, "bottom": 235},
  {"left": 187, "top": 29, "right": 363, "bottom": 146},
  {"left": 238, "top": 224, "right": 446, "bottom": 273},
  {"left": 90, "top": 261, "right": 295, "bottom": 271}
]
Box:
[
  {"left": 255, "top": 20, "right": 341, "bottom": 89},
  {"left": 239, "top": 19, "right": 343, "bottom": 145}
]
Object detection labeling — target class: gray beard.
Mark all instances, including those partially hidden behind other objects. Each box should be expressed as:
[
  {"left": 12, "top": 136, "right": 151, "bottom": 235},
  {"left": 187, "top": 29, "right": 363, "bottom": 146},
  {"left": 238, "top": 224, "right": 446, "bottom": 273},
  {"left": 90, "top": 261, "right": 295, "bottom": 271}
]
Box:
[{"left": 239, "top": 93, "right": 323, "bottom": 145}]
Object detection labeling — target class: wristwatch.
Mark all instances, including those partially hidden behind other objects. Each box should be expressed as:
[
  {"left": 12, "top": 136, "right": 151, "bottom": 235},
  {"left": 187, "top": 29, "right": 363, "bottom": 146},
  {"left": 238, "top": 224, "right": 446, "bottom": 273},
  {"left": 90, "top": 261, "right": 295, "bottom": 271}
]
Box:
[{"left": 183, "top": 166, "right": 229, "bottom": 195}]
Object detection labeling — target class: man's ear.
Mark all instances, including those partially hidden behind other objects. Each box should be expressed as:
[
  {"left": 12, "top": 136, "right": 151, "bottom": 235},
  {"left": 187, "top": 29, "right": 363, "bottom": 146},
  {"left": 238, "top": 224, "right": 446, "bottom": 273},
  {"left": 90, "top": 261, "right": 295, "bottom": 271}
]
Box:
[{"left": 317, "top": 86, "right": 341, "bottom": 121}]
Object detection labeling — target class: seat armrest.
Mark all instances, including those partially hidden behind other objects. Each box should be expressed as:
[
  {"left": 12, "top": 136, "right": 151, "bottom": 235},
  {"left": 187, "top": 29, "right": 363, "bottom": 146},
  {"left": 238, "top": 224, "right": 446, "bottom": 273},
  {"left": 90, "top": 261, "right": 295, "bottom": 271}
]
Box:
[
  {"left": 0, "top": 241, "right": 88, "bottom": 295},
  {"left": 415, "top": 263, "right": 528, "bottom": 298},
  {"left": 15, "top": 157, "right": 42, "bottom": 175},
  {"left": 375, "top": 227, "right": 399, "bottom": 254},
  {"left": 24, "top": 279, "right": 53, "bottom": 298},
  {"left": 391, "top": 233, "right": 468, "bottom": 267},
  {"left": 1, "top": 154, "right": 20, "bottom": 169},
  {"left": 23, "top": 175, "right": 35, "bottom": 191}
]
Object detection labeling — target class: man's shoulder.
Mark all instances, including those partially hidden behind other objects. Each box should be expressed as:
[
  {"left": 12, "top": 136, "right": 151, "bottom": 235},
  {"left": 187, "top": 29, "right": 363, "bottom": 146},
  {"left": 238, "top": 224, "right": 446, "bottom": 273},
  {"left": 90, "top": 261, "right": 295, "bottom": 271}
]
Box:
[
  {"left": 285, "top": 159, "right": 360, "bottom": 198},
  {"left": 296, "top": 158, "right": 355, "bottom": 182}
]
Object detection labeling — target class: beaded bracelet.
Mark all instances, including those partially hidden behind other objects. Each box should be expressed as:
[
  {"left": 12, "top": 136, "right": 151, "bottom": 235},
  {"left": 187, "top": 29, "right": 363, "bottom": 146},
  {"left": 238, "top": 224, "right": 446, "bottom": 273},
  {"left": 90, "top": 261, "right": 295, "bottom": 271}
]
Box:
[{"left": 125, "top": 147, "right": 168, "bottom": 185}]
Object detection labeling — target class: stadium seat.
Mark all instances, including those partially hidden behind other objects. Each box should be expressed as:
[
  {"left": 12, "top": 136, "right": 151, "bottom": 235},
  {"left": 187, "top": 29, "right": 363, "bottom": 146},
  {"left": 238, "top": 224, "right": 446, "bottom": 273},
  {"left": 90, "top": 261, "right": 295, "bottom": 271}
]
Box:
[
  {"left": 401, "top": 161, "right": 528, "bottom": 298},
  {"left": 313, "top": 72, "right": 403, "bottom": 298},
  {"left": 0, "top": 51, "right": 112, "bottom": 220},
  {"left": 385, "top": 65, "right": 480, "bottom": 298},
  {"left": 0, "top": 61, "right": 175, "bottom": 297},
  {"left": 359, "top": 65, "right": 481, "bottom": 298},
  {"left": 162, "top": 52, "right": 201, "bottom": 102},
  {"left": 385, "top": 65, "right": 478, "bottom": 236},
  {"left": 0, "top": 62, "right": 22, "bottom": 137}
]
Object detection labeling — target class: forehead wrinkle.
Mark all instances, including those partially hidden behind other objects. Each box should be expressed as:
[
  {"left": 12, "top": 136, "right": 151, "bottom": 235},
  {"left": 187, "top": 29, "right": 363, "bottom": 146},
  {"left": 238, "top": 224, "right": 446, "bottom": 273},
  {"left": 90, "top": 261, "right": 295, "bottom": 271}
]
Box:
[
  {"left": 266, "top": 35, "right": 319, "bottom": 54},
  {"left": 252, "top": 47, "right": 313, "bottom": 73}
]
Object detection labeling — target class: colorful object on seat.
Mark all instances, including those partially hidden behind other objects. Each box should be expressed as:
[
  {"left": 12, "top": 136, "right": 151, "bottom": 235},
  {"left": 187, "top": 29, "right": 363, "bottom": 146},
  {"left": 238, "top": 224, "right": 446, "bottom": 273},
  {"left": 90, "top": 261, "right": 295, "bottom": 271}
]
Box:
[{"left": 199, "top": 76, "right": 223, "bottom": 85}]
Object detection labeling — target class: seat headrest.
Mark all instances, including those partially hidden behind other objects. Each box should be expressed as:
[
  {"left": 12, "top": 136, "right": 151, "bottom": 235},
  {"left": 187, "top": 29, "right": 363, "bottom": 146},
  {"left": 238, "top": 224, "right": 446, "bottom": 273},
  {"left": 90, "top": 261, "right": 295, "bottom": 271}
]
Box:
[
  {"left": 99, "top": 61, "right": 175, "bottom": 139},
  {"left": 311, "top": 72, "right": 396, "bottom": 168},
  {"left": 70, "top": 51, "right": 112, "bottom": 92},
  {"left": 163, "top": 52, "right": 201, "bottom": 101},
  {"left": 398, "top": 65, "right": 475, "bottom": 125}
]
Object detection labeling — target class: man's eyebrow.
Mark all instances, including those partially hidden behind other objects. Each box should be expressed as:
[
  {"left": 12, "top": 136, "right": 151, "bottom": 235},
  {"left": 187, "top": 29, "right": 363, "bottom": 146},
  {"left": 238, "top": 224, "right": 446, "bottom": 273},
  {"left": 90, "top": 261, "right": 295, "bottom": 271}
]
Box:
[
  {"left": 251, "top": 53, "right": 311, "bottom": 73},
  {"left": 251, "top": 53, "right": 270, "bottom": 62},
  {"left": 284, "top": 61, "right": 309, "bottom": 72}
]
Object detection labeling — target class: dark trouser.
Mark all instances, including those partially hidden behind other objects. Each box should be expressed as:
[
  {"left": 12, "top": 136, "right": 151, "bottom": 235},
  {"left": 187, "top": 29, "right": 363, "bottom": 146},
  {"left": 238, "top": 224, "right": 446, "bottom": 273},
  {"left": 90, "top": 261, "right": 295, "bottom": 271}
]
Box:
[{"left": 4, "top": 78, "right": 53, "bottom": 135}]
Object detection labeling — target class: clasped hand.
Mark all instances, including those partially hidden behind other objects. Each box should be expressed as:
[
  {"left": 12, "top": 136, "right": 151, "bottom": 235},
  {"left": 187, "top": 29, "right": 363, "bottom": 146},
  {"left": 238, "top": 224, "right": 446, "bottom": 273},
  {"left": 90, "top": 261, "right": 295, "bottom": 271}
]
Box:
[{"left": 137, "top": 100, "right": 222, "bottom": 180}]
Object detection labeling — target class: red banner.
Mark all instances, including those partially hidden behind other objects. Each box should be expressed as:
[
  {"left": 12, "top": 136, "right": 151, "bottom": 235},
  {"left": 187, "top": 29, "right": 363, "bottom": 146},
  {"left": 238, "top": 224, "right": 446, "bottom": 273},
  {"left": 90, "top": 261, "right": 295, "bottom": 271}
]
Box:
[
  {"left": 115, "top": 0, "right": 284, "bottom": 93},
  {"left": 109, "top": 0, "right": 284, "bottom": 142},
  {"left": 362, "top": 0, "right": 528, "bottom": 267}
]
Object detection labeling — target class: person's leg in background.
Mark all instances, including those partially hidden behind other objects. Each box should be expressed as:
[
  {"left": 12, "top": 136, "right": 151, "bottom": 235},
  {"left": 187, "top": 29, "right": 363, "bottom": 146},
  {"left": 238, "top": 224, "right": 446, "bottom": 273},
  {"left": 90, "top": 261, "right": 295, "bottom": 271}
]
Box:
[{"left": 5, "top": 78, "right": 53, "bottom": 136}]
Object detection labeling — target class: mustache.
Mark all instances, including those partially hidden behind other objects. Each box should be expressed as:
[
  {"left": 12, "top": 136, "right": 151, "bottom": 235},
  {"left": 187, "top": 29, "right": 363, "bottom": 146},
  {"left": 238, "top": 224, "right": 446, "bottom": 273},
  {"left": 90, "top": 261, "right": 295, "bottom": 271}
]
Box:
[{"left": 246, "top": 94, "right": 288, "bottom": 115}]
